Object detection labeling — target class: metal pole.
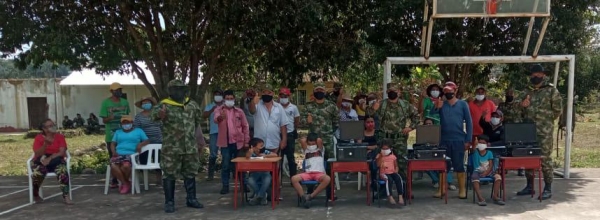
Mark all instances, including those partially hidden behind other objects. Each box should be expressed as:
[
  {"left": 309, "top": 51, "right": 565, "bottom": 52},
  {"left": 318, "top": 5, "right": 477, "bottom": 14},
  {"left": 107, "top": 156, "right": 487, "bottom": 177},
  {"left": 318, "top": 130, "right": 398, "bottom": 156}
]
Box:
[
  {"left": 424, "top": 19, "right": 435, "bottom": 59},
  {"left": 553, "top": 62, "right": 560, "bottom": 86},
  {"left": 564, "top": 57, "right": 575, "bottom": 179},
  {"left": 420, "top": 0, "right": 430, "bottom": 56},
  {"left": 532, "top": 17, "right": 550, "bottom": 57},
  {"left": 383, "top": 60, "right": 392, "bottom": 99},
  {"left": 522, "top": 0, "right": 540, "bottom": 55}
]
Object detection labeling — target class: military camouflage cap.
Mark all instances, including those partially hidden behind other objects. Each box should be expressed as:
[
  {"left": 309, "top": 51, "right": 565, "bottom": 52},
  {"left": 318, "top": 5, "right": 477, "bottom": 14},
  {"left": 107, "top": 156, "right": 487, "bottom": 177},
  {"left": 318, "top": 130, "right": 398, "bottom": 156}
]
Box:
[
  {"left": 386, "top": 83, "right": 400, "bottom": 91},
  {"left": 313, "top": 82, "right": 326, "bottom": 91},
  {"left": 260, "top": 84, "right": 274, "bottom": 92},
  {"left": 167, "top": 79, "right": 186, "bottom": 87}
]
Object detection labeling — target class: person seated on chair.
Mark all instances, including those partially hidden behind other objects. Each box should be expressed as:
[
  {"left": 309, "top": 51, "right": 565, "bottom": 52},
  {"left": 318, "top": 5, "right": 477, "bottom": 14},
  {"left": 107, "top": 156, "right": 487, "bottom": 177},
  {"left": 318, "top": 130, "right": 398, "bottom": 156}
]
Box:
[
  {"left": 291, "top": 133, "right": 331, "bottom": 209},
  {"left": 31, "top": 118, "right": 73, "bottom": 205},
  {"left": 245, "top": 137, "right": 277, "bottom": 206},
  {"left": 376, "top": 139, "right": 405, "bottom": 207},
  {"left": 479, "top": 109, "right": 505, "bottom": 145},
  {"left": 110, "top": 115, "right": 150, "bottom": 194},
  {"left": 471, "top": 135, "right": 504, "bottom": 206}
]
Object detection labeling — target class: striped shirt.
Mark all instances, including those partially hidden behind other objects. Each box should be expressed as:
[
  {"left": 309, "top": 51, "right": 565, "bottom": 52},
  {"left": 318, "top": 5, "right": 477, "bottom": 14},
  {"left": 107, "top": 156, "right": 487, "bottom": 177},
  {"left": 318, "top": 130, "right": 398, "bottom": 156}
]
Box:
[{"left": 134, "top": 113, "right": 163, "bottom": 144}]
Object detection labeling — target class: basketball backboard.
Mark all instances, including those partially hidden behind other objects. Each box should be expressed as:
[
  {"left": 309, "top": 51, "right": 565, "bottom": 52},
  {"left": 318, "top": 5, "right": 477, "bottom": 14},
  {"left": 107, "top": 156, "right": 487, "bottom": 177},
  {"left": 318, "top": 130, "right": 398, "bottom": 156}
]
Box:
[{"left": 433, "top": 0, "right": 550, "bottom": 18}]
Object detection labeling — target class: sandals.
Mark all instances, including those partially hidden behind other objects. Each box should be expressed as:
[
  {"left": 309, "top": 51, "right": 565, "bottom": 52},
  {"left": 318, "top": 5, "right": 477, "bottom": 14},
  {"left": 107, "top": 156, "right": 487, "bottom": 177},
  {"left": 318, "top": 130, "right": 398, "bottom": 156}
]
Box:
[{"left": 477, "top": 200, "right": 487, "bottom": 206}]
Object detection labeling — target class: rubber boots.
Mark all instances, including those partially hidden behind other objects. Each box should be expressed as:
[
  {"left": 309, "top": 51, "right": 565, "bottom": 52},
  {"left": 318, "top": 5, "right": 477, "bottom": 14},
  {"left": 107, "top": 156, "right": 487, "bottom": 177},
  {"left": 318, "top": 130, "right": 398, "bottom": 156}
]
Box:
[
  {"left": 517, "top": 177, "right": 535, "bottom": 196},
  {"left": 540, "top": 182, "right": 552, "bottom": 200},
  {"left": 184, "top": 178, "right": 204, "bottom": 208},
  {"left": 207, "top": 158, "right": 216, "bottom": 181},
  {"left": 457, "top": 172, "right": 467, "bottom": 199},
  {"left": 433, "top": 173, "right": 445, "bottom": 198},
  {"left": 163, "top": 179, "right": 176, "bottom": 213}
]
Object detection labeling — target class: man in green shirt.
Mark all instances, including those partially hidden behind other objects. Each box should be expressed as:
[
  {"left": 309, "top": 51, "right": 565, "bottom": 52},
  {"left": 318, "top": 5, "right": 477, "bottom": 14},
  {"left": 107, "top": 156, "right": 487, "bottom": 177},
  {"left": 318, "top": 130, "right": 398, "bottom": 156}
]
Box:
[{"left": 99, "top": 82, "right": 130, "bottom": 188}]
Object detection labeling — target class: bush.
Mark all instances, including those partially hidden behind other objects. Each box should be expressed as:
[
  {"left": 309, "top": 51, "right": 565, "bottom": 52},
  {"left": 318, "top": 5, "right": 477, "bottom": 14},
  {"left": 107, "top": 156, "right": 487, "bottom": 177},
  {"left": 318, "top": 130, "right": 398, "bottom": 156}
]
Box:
[
  {"left": 71, "top": 149, "right": 109, "bottom": 174},
  {"left": 25, "top": 128, "right": 86, "bottom": 139}
]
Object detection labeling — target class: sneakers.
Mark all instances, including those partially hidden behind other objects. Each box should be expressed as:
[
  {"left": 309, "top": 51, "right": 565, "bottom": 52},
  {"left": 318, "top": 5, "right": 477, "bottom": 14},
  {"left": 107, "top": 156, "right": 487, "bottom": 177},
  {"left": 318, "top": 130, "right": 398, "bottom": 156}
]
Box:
[
  {"left": 120, "top": 183, "right": 130, "bottom": 194},
  {"left": 302, "top": 195, "right": 312, "bottom": 209},
  {"left": 493, "top": 199, "right": 505, "bottom": 206},
  {"left": 249, "top": 197, "right": 261, "bottom": 206},
  {"left": 448, "top": 184, "right": 457, "bottom": 191},
  {"left": 432, "top": 182, "right": 439, "bottom": 188},
  {"left": 220, "top": 186, "right": 229, "bottom": 195},
  {"left": 260, "top": 197, "right": 268, "bottom": 206},
  {"left": 477, "top": 200, "right": 487, "bottom": 206}
]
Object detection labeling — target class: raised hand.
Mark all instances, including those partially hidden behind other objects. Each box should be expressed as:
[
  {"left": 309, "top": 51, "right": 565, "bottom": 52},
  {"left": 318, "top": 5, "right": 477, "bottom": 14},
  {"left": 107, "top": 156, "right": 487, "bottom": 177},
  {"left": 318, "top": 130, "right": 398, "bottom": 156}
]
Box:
[
  {"left": 43, "top": 135, "right": 54, "bottom": 144},
  {"left": 521, "top": 95, "right": 531, "bottom": 108},
  {"left": 159, "top": 104, "right": 167, "bottom": 119},
  {"left": 435, "top": 99, "right": 444, "bottom": 109},
  {"left": 307, "top": 113, "right": 313, "bottom": 124}
]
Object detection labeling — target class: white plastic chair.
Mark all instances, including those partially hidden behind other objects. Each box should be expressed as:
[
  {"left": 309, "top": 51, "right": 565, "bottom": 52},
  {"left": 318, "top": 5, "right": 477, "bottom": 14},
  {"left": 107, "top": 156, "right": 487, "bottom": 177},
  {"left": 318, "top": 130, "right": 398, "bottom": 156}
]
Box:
[
  {"left": 104, "top": 164, "right": 113, "bottom": 195},
  {"left": 130, "top": 144, "right": 162, "bottom": 194},
  {"left": 27, "top": 151, "right": 72, "bottom": 204}
]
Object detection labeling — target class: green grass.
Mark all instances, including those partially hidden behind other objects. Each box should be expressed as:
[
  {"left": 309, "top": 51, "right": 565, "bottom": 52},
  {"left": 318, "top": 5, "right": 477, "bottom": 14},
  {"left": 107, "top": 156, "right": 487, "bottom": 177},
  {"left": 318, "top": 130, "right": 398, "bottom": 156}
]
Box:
[{"left": 553, "top": 113, "right": 600, "bottom": 168}]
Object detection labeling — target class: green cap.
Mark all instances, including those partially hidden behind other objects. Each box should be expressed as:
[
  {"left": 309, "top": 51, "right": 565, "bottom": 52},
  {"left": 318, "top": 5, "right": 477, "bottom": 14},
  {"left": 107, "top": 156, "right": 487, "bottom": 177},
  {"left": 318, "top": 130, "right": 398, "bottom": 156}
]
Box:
[
  {"left": 313, "top": 82, "right": 326, "bottom": 91},
  {"left": 168, "top": 79, "right": 186, "bottom": 87},
  {"left": 386, "top": 83, "right": 399, "bottom": 91}
]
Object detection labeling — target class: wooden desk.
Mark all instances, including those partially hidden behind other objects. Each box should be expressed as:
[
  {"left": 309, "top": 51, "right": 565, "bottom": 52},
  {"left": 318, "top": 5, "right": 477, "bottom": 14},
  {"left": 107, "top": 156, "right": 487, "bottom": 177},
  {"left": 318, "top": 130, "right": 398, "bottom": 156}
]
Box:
[
  {"left": 407, "top": 159, "right": 448, "bottom": 204},
  {"left": 231, "top": 157, "right": 282, "bottom": 210},
  {"left": 329, "top": 160, "right": 371, "bottom": 206},
  {"left": 500, "top": 156, "right": 543, "bottom": 202}
]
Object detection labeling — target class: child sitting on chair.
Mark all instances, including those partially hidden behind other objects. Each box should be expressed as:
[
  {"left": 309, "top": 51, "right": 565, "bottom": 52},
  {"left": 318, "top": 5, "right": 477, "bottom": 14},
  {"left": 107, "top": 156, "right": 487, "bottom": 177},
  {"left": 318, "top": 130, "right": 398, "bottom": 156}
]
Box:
[
  {"left": 472, "top": 134, "right": 505, "bottom": 206},
  {"left": 376, "top": 139, "right": 405, "bottom": 207},
  {"left": 291, "top": 133, "right": 331, "bottom": 209},
  {"left": 245, "top": 138, "right": 277, "bottom": 206}
]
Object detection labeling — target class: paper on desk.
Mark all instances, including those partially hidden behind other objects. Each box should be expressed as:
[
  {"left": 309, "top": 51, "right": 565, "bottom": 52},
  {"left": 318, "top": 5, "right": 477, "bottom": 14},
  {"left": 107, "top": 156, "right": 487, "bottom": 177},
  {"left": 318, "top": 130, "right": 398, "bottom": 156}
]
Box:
[{"left": 251, "top": 156, "right": 264, "bottom": 160}]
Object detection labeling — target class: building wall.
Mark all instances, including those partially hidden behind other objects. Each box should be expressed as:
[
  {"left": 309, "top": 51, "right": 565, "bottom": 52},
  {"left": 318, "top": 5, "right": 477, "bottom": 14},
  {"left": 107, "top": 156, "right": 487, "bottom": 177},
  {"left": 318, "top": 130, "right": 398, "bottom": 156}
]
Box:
[{"left": 0, "top": 79, "right": 61, "bottom": 131}]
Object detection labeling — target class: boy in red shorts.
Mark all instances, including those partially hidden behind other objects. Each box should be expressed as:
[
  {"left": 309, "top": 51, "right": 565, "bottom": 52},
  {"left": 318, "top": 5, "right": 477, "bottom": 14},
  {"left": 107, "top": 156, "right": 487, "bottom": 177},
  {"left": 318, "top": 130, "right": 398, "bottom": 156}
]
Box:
[{"left": 291, "top": 133, "right": 331, "bottom": 209}]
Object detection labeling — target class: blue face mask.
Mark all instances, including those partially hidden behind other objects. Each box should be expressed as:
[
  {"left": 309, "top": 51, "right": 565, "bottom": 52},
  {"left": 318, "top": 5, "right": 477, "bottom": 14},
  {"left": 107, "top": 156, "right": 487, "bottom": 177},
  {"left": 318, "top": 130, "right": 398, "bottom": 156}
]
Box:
[
  {"left": 122, "top": 124, "right": 133, "bottom": 130},
  {"left": 141, "top": 103, "right": 153, "bottom": 110}
]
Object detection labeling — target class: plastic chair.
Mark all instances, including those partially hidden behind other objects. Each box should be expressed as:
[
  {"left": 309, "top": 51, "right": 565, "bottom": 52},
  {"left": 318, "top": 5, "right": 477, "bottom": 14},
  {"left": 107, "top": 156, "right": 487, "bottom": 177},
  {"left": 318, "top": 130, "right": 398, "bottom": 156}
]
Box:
[
  {"left": 466, "top": 153, "right": 502, "bottom": 203},
  {"left": 27, "top": 151, "right": 72, "bottom": 204},
  {"left": 103, "top": 164, "right": 113, "bottom": 195},
  {"left": 130, "top": 144, "right": 162, "bottom": 194},
  {"left": 296, "top": 152, "right": 329, "bottom": 207},
  {"left": 370, "top": 159, "right": 407, "bottom": 208}
]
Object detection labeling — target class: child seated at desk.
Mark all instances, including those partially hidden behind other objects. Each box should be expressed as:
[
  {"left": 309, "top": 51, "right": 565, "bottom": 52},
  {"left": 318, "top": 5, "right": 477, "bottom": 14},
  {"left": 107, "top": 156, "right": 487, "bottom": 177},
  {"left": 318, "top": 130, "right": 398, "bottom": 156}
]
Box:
[
  {"left": 291, "top": 133, "right": 331, "bottom": 209},
  {"left": 376, "top": 139, "right": 405, "bottom": 207},
  {"left": 471, "top": 135, "right": 505, "bottom": 206},
  {"left": 245, "top": 138, "right": 277, "bottom": 206}
]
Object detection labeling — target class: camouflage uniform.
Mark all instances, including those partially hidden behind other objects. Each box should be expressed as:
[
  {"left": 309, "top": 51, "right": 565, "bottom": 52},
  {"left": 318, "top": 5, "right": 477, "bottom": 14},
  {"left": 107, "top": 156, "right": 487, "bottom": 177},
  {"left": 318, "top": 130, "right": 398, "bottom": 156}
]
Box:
[
  {"left": 497, "top": 101, "right": 523, "bottom": 124},
  {"left": 514, "top": 79, "right": 562, "bottom": 184},
  {"left": 300, "top": 85, "right": 339, "bottom": 158},
  {"left": 367, "top": 83, "right": 420, "bottom": 173}
]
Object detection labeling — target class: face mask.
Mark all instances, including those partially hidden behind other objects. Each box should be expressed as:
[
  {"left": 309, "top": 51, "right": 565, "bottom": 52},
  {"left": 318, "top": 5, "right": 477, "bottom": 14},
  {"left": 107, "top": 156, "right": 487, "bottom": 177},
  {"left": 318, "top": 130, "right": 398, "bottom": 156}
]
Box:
[
  {"left": 382, "top": 149, "right": 392, "bottom": 155},
  {"left": 122, "top": 124, "right": 133, "bottom": 130},
  {"left": 475, "top": 95, "right": 485, "bottom": 101},
  {"left": 169, "top": 88, "right": 187, "bottom": 102},
  {"left": 214, "top": 95, "right": 223, "bottom": 102},
  {"left": 430, "top": 90, "right": 440, "bottom": 98},
  {"left": 387, "top": 91, "right": 398, "bottom": 100},
  {"left": 225, "top": 100, "right": 235, "bottom": 107},
  {"left": 530, "top": 76, "right": 544, "bottom": 85},
  {"left": 490, "top": 117, "right": 501, "bottom": 126},
  {"left": 48, "top": 126, "right": 57, "bottom": 133},
  {"left": 342, "top": 102, "right": 352, "bottom": 108},
  {"left": 280, "top": 98, "right": 289, "bottom": 105},
  {"left": 313, "top": 92, "right": 325, "bottom": 100},
  {"left": 113, "top": 90, "right": 122, "bottom": 98},
  {"left": 261, "top": 95, "right": 273, "bottom": 103},
  {"left": 368, "top": 100, "right": 376, "bottom": 106},
  {"left": 505, "top": 95, "right": 514, "bottom": 103},
  {"left": 307, "top": 145, "right": 318, "bottom": 151},
  {"left": 444, "top": 93, "right": 455, "bottom": 100},
  {"left": 476, "top": 143, "right": 487, "bottom": 151},
  {"left": 141, "top": 103, "right": 153, "bottom": 110}
]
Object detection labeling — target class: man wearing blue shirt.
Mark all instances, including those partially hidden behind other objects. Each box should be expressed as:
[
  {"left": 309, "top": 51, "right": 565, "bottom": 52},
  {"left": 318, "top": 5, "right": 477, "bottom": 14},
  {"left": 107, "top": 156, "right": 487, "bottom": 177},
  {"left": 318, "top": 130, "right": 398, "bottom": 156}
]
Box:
[
  {"left": 203, "top": 88, "right": 224, "bottom": 181},
  {"left": 432, "top": 81, "right": 473, "bottom": 199}
]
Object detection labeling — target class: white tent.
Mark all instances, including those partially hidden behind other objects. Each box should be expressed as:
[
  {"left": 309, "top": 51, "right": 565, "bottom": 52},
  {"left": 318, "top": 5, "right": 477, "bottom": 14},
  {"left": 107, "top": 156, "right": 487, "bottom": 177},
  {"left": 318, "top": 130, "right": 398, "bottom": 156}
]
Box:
[{"left": 382, "top": 55, "right": 575, "bottom": 178}]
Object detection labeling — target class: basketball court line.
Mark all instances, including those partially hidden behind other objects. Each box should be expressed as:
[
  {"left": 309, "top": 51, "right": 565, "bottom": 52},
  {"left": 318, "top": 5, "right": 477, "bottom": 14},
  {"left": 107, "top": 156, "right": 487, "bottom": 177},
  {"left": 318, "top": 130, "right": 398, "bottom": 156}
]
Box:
[
  {"left": 0, "top": 186, "right": 83, "bottom": 216},
  {"left": 0, "top": 189, "right": 29, "bottom": 199}
]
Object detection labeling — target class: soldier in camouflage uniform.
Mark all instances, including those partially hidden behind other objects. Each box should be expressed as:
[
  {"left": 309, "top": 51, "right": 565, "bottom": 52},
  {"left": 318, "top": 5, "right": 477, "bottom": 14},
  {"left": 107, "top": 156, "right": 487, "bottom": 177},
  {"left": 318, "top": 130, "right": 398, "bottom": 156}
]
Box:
[
  {"left": 498, "top": 88, "right": 527, "bottom": 176},
  {"left": 366, "top": 83, "right": 419, "bottom": 175},
  {"left": 300, "top": 81, "right": 339, "bottom": 199},
  {"left": 152, "top": 79, "right": 205, "bottom": 213},
  {"left": 326, "top": 82, "right": 343, "bottom": 104},
  {"left": 513, "top": 64, "right": 562, "bottom": 200}
]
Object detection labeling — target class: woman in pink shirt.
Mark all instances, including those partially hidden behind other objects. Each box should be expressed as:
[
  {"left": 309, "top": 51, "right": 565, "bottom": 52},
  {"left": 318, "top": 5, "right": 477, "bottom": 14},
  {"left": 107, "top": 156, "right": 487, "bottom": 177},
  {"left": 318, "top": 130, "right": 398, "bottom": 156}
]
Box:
[
  {"left": 214, "top": 90, "right": 250, "bottom": 194},
  {"left": 468, "top": 86, "right": 497, "bottom": 142},
  {"left": 376, "top": 139, "right": 405, "bottom": 207}
]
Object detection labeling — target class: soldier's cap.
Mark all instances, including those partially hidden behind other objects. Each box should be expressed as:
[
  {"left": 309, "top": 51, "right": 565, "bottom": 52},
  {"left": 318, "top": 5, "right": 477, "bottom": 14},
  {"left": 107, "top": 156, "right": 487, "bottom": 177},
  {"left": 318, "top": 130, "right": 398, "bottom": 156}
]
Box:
[
  {"left": 109, "top": 82, "right": 122, "bottom": 91},
  {"left": 386, "top": 83, "right": 400, "bottom": 91},
  {"left": 492, "top": 109, "right": 503, "bottom": 117},
  {"left": 313, "top": 82, "right": 326, "bottom": 91},
  {"left": 261, "top": 84, "right": 275, "bottom": 93},
  {"left": 342, "top": 94, "right": 353, "bottom": 101},
  {"left": 443, "top": 81, "right": 458, "bottom": 92},
  {"left": 279, "top": 87, "right": 291, "bottom": 96},
  {"left": 529, "top": 64, "right": 550, "bottom": 75},
  {"left": 167, "top": 79, "right": 186, "bottom": 87},
  {"left": 135, "top": 97, "right": 157, "bottom": 109},
  {"left": 120, "top": 115, "right": 133, "bottom": 123},
  {"left": 477, "top": 134, "right": 490, "bottom": 142}
]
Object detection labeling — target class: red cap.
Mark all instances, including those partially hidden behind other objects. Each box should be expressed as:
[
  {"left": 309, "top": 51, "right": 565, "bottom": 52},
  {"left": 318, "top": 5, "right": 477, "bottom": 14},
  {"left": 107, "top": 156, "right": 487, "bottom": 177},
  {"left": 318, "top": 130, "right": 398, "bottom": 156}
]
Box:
[
  {"left": 279, "top": 87, "right": 291, "bottom": 95},
  {"left": 443, "top": 81, "right": 458, "bottom": 92}
]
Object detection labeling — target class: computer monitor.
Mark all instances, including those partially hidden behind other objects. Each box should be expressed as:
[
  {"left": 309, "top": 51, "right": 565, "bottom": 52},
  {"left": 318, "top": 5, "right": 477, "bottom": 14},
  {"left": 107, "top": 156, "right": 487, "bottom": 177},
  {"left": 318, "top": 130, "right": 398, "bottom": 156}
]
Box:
[
  {"left": 415, "top": 125, "right": 441, "bottom": 145},
  {"left": 339, "top": 120, "right": 365, "bottom": 140},
  {"left": 504, "top": 123, "right": 537, "bottom": 143}
]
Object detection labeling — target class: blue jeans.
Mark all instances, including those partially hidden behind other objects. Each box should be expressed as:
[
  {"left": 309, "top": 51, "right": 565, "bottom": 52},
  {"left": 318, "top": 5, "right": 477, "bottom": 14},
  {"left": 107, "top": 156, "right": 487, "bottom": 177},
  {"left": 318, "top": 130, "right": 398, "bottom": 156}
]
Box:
[
  {"left": 221, "top": 143, "right": 238, "bottom": 186},
  {"left": 248, "top": 172, "right": 272, "bottom": 198},
  {"left": 443, "top": 140, "right": 466, "bottom": 173},
  {"left": 209, "top": 133, "right": 219, "bottom": 160},
  {"left": 426, "top": 171, "right": 454, "bottom": 184}
]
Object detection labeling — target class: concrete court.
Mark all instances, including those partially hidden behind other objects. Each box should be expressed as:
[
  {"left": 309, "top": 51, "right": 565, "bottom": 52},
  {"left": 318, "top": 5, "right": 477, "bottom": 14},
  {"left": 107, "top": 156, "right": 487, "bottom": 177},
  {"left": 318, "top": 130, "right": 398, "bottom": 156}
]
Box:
[{"left": 0, "top": 169, "right": 599, "bottom": 220}]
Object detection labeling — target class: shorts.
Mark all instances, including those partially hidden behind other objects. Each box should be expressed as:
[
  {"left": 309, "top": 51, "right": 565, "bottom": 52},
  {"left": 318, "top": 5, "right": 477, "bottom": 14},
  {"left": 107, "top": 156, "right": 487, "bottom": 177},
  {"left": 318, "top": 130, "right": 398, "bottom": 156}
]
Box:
[
  {"left": 111, "top": 155, "right": 132, "bottom": 165},
  {"left": 471, "top": 172, "right": 501, "bottom": 182},
  {"left": 299, "top": 172, "right": 325, "bottom": 181}
]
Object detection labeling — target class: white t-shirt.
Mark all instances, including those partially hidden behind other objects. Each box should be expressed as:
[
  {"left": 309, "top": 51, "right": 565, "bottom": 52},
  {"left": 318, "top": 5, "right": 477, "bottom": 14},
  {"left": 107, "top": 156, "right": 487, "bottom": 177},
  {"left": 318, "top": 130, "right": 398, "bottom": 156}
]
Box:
[
  {"left": 303, "top": 148, "right": 325, "bottom": 173},
  {"left": 282, "top": 103, "right": 300, "bottom": 133},
  {"left": 253, "top": 101, "right": 289, "bottom": 149}
]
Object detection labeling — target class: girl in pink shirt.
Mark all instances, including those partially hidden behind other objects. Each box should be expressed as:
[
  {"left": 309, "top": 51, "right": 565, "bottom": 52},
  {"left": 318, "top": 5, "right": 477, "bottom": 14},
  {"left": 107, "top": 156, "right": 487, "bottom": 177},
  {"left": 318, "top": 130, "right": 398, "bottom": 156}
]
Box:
[{"left": 376, "top": 139, "right": 405, "bottom": 207}]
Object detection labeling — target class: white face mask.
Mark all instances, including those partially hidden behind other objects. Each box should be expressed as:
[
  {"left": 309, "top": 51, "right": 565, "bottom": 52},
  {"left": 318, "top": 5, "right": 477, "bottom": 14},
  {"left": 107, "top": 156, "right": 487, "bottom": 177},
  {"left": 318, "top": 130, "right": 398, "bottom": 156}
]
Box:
[
  {"left": 477, "top": 143, "right": 487, "bottom": 151},
  {"left": 382, "top": 149, "right": 391, "bottom": 155},
  {"left": 225, "top": 100, "right": 235, "bottom": 107},
  {"left": 280, "top": 98, "right": 289, "bottom": 105},
  {"left": 214, "top": 95, "right": 223, "bottom": 102},
  {"left": 342, "top": 102, "right": 352, "bottom": 108},
  {"left": 490, "top": 117, "right": 501, "bottom": 126},
  {"left": 368, "top": 100, "right": 376, "bottom": 106},
  {"left": 430, "top": 90, "right": 440, "bottom": 98},
  {"left": 307, "top": 145, "right": 318, "bottom": 151},
  {"left": 475, "top": 95, "right": 485, "bottom": 101}
]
